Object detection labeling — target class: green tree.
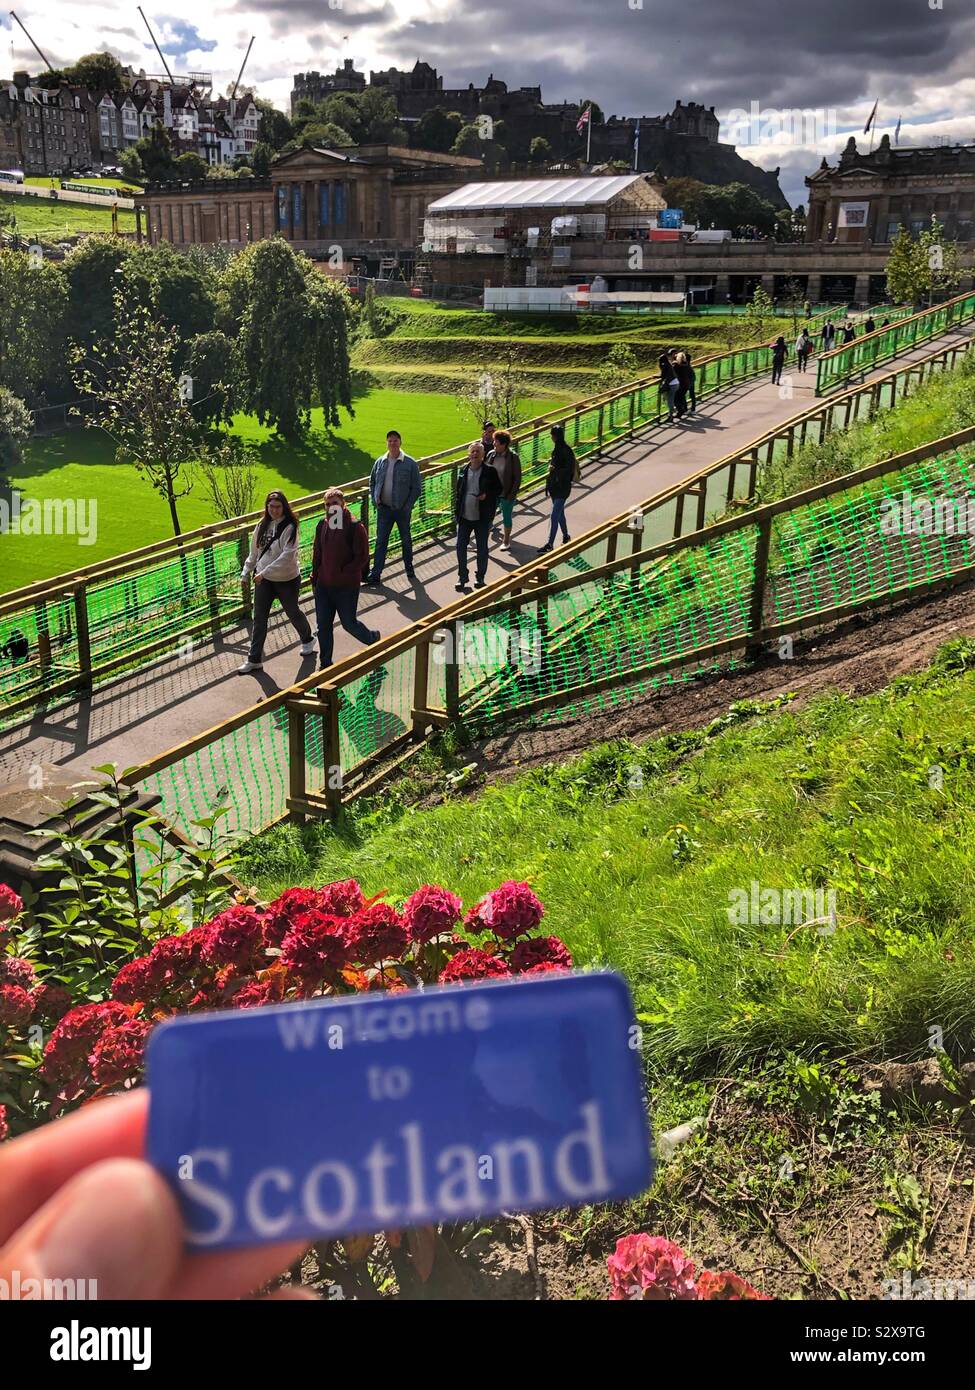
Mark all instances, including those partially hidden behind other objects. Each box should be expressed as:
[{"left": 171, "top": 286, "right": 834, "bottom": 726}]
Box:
[
  {"left": 34, "top": 69, "right": 68, "bottom": 90},
  {"left": 119, "top": 147, "right": 144, "bottom": 184},
  {"left": 596, "top": 343, "right": 638, "bottom": 393},
  {"left": 227, "top": 239, "right": 354, "bottom": 438},
  {"left": 195, "top": 437, "right": 257, "bottom": 520},
  {"left": 66, "top": 52, "right": 126, "bottom": 91},
  {"left": 134, "top": 124, "right": 176, "bottom": 182},
  {"left": 886, "top": 217, "right": 961, "bottom": 307},
  {"left": 577, "top": 99, "right": 604, "bottom": 124},
  {"left": 63, "top": 235, "right": 131, "bottom": 358},
  {"left": 530, "top": 136, "right": 553, "bottom": 166},
  {"left": 174, "top": 151, "right": 209, "bottom": 181},
  {"left": 0, "top": 250, "right": 69, "bottom": 404},
  {"left": 452, "top": 123, "right": 487, "bottom": 158},
  {"left": 249, "top": 141, "right": 274, "bottom": 178},
  {"left": 662, "top": 177, "right": 706, "bottom": 223},
  {"left": 71, "top": 294, "right": 204, "bottom": 536},
  {"left": 413, "top": 107, "right": 463, "bottom": 153},
  {"left": 298, "top": 122, "right": 355, "bottom": 149},
  {"left": 356, "top": 87, "right": 407, "bottom": 144},
  {"left": 185, "top": 330, "right": 240, "bottom": 426},
  {"left": 0, "top": 387, "right": 32, "bottom": 487},
  {"left": 745, "top": 284, "right": 776, "bottom": 341},
  {"left": 256, "top": 99, "right": 293, "bottom": 150}
]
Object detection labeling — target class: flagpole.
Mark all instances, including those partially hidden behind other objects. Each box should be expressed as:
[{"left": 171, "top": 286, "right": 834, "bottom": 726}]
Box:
[{"left": 586, "top": 107, "right": 592, "bottom": 166}]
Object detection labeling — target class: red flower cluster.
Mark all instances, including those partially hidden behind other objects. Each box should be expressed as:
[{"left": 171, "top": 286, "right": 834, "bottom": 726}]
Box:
[
  {"left": 0, "top": 883, "right": 23, "bottom": 923},
  {"left": 403, "top": 885, "right": 462, "bottom": 944},
  {"left": 608, "top": 1234, "right": 767, "bottom": 1301},
  {"left": 0, "top": 1102, "right": 8, "bottom": 1142},
  {"left": 465, "top": 881, "right": 545, "bottom": 942},
  {"left": 3, "top": 878, "right": 571, "bottom": 1111}
]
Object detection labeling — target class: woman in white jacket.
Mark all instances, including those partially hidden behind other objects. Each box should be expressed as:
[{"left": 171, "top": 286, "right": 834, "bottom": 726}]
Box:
[{"left": 238, "top": 491, "right": 316, "bottom": 674}]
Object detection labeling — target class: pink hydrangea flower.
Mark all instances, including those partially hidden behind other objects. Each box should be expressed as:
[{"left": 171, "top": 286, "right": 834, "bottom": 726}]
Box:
[
  {"left": 467, "top": 881, "right": 544, "bottom": 942},
  {"left": 403, "top": 885, "right": 463, "bottom": 944},
  {"left": 607, "top": 1235, "right": 698, "bottom": 1301}
]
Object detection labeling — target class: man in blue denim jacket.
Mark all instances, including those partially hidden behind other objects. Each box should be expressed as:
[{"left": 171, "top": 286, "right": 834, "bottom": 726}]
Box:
[{"left": 365, "top": 430, "right": 422, "bottom": 585}]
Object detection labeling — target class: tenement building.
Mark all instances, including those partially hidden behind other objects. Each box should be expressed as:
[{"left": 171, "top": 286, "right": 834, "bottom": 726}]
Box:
[{"left": 806, "top": 135, "right": 975, "bottom": 244}]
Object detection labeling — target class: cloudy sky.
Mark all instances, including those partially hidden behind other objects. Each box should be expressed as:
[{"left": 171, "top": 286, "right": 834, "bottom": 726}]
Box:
[{"left": 3, "top": 0, "right": 974, "bottom": 204}]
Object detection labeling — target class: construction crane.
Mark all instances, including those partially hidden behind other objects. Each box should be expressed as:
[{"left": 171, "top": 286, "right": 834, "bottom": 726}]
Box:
[
  {"left": 229, "top": 36, "right": 255, "bottom": 102},
  {"left": 9, "top": 11, "right": 54, "bottom": 72},
  {"left": 137, "top": 6, "right": 175, "bottom": 86}
]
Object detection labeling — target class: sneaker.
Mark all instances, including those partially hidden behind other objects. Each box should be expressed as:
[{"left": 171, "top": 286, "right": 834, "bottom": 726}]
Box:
[
  {"left": 538, "top": 544, "right": 553, "bottom": 554},
  {"left": 299, "top": 640, "right": 316, "bottom": 656},
  {"left": 474, "top": 579, "right": 486, "bottom": 589},
  {"left": 237, "top": 660, "right": 263, "bottom": 674},
  {"left": 363, "top": 575, "right": 380, "bottom": 587},
  {"left": 367, "top": 629, "right": 381, "bottom": 644},
  {"left": 500, "top": 542, "right": 510, "bottom": 552},
  {"left": 455, "top": 580, "right": 470, "bottom": 592}
]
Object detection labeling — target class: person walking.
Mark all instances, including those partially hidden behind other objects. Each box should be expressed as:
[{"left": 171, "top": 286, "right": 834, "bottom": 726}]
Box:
[
  {"left": 366, "top": 430, "right": 422, "bottom": 585},
  {"left": 675, "top": 350, "right": 697, "bottom": 413},
  {"left": 539, "top": 424, "right": 575, "bottom": 553},
  {"left": 237, "top": 491, "right": 315, "bottom": 674},
  {"left": 454, "top": 441, "right": 502, "bottom": 591},
  {"left": 795, "top": 326, "right": 812, "bottom": 373},
  {"left": 486, "top": 428, "right": 522, "bottom": 551},
  {"left": 658, "top": 351, "right": 683, "bottom": 423},
  {"left": 480, "top": 420, "right": 496, "bottom": 455},
  {"left": 842, "top": 321, "right": 856, "bottom": 344},
  {"left": 821, "top": 319, "right": 835, "bottom": 353},
  {"left": 771, "top": 335, "right": 787, "bottom": 385},
  {"left": 863, "top": 315, "right": 876, "bottom": 335},
  {"left": 311, "top": 487, "right": 380, "bottom": 669}
]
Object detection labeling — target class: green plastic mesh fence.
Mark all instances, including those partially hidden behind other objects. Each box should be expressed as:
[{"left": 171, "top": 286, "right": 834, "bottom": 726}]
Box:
[{"left": 816, "top": 294, "right": 975, "bottom": 394}]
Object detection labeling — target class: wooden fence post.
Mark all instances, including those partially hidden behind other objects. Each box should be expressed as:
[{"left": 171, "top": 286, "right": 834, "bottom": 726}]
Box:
[
  {"left": 287, "top": 703, "right": 307, "bottom": 824},
  {"left": 444, "top": 619, "right": 460, "bottom": 724},
  {"left": 322, "top": 689, "right": 343, "bottom": 818},
  {"left": 745, "top": 515, "right": 773, "bottom": 661},
  {"left": 412, "top": 637, "right": 431, "bottom": 737},
  {"left": 73, "top": 584, "right": 92, "bottom": 698}
]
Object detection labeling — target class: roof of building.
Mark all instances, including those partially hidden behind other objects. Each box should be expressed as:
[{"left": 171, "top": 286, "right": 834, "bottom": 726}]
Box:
[{"left": 426, "top": 173, "right": 647, "bottom": 212}]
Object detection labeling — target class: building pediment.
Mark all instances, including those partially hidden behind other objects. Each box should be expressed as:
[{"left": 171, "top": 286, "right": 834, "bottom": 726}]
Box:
[{"left": 271, "top": 147, "right": 361, "bottom": 175}]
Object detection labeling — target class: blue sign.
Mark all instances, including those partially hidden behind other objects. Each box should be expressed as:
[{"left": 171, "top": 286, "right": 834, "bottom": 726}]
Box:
[
  {"left": 659, "top": 208, "right": 683, "bottom": 229},
  {"left": 145, "top": 973, "right": 653, "bottom": 1251},
  {"left": 292, "top": 183, "right": 302, "bottom": 230}
]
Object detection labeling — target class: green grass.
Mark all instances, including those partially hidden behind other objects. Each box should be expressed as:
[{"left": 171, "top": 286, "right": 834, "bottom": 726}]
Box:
[
  {"left": 3, "top": 384, "right": 559, "bottom": 590},
  {"left": 25, "top": 175, "right": 142, "bottom": 193},
  {"left": 755, "top": 349, "right": 975, "bottom": 504},
  {"left": 0, "top": 190, "right": 136, "bottom": 243},
  {"left": 239, "top": 640, "right": 975, "bottom": 1075}
]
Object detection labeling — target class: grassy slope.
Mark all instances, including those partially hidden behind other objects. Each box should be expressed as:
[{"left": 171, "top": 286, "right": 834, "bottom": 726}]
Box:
[
  {"left": 0, "top": 190, "right": 136, "bottom": 242},
  {"left": 241, "top": 641, "right": 975, "bottom": 1075},
  {"left": 3, "top": 385, "right": 558, "bottom": 590}
]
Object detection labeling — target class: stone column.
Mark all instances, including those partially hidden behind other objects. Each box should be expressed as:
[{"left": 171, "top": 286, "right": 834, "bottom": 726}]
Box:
[
  {"left": 806, "top": 272, "right": 823, "bottom": 304},
  {"left": 854, "top": 272, "right": 871, "bottom": 305}
]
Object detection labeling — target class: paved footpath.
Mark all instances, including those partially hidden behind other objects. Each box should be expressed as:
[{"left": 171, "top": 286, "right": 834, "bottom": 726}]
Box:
[{"left": 1, "top": 330, "right": 970, "bottom": 792}]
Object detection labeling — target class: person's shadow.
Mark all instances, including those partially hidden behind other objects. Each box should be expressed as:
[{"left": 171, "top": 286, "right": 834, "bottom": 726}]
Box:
[{"left": 337, "top": 666, "right": 407, "bottom": 761}]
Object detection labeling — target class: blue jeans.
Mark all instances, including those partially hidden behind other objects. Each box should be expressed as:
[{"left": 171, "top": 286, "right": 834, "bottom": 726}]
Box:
[
  {"left": 546, "top": 497, "right": 569, "bottom": 547},
  {"left": 314, "top": 585, "right": 376, "bottom": 667},
  {"left": 370, "top": 504, "right": 413, "bottom": 579},
  {"left": 456, "top": 517, "right": 491, "bottom": 584}
]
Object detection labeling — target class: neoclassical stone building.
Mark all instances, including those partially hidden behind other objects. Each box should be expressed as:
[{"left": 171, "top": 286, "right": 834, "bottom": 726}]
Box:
[
  {"left": 139, "top": 144, "right": 482, "bottom": 272},
  {"left": 806, "top": 135, "right": 975, "bottom": 245}
]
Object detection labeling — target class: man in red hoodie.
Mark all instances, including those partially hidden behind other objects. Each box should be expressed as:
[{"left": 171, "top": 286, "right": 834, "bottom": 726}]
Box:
[{"left": 311, "top": 488, "right": 381, "bottom": 668}]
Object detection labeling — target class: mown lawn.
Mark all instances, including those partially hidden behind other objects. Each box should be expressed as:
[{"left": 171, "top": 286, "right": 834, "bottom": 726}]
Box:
[
  {"left": 0, "top": 190, "right": 136, "bottom": 242},
  {"left": 2, "top": 385, "right": 560, "bottom": 591},
  {"left": 240, "top": 640, "right": 975, "bottom": 1075}
]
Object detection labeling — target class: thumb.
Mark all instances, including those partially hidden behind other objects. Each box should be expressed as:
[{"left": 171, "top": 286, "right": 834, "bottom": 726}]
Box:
[{"left": 0, "top": 1158, "right": 182, "bottom": 1301}]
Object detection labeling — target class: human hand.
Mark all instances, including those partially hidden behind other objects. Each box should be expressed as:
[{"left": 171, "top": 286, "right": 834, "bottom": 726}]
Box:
[
  {"left": 0, "top": 1091, "right": 312, "bottom": 1300},
  {"left": 254, "top": 574, "right": 263, "bottom": 584}
]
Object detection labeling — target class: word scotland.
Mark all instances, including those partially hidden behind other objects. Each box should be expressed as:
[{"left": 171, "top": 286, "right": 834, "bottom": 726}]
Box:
[{"left": 146, "top": 973, "right": 653, "bottom": 1250}]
